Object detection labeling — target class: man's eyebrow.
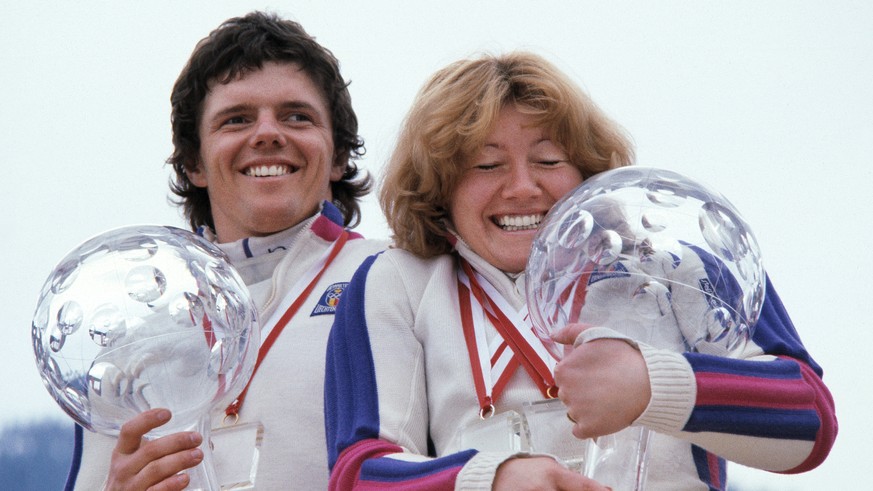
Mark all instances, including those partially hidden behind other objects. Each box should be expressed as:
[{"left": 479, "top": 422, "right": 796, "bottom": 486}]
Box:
[
  {"left": 206, "top": 103, "right": 252, "bottom": 122},
  {"left": 207, "top": 100, "right": 322, "bottom": 121},
  {"left": 279, "top": 100, "right": 320, "bottom": 111}
]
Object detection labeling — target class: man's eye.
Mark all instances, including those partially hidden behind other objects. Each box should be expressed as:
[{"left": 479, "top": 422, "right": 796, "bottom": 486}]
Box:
[
  {"left": 286, "top": 113, "right": 312, "bottom": 123},
  {"left": 222, "top": 116, "right": 247, "bottom": 126}
]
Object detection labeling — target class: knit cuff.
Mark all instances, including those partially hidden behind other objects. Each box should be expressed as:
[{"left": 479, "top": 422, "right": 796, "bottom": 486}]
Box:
[
  {"left": 633, "top": 344, "right": 696, "bottom": 433},
  {"left": 455, "top": 451, "right": 525, "bottom": 491}
]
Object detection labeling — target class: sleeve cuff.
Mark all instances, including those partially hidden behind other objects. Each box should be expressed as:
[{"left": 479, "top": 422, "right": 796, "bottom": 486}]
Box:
[
  {"left": 455, "top": 451, "right": 563, "bottom": 490},
  {"left": 455, "top": 451, "right": 516, "bottom": 490},
  {"left": 633, "top": 344, "right": 696, "bottom": 433}
]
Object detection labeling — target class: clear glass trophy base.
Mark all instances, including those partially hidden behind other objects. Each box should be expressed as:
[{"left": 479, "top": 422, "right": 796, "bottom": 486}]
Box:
[
  {"left": 456, "top": 410, "right": 525, "bottom": 453},
  {"left": 210, "top": 422, "right": 264, "bottom": 490},
  {"left": 586, "top": 426, "right": 651, "bottom": 491},
  {"left": 522, "top": 399, "right": 588, "bottom": 472},
  {"left": 453, "top": 398, "right": 651, "bottom": 490},
  {"left": 170, "top": 417, "right": 220, "bottom": 491}
]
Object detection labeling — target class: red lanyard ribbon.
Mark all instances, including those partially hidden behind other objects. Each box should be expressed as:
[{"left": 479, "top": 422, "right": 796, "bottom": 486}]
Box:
[
  {"left": 458, "top": 278, "right": 521, "bottom": 418},
  {"left": 457, "top": 258, "right": 557, "bottom": 418},
  {"left": 559, "top": 261, "right": 595, "bottom": 325},
  {"left": 224, "top": 230, "right": 350, "bottom": 420}
]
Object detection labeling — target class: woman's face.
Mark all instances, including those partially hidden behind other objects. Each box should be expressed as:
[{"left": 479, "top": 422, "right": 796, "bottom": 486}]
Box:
[{"left": 449, "top": 105, "right": 583, "bottom": 273}]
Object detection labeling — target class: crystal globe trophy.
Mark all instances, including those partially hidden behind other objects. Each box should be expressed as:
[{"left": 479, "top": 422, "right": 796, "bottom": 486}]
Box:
[
  {"left": 31, "top": 225, "right": 259, "bottom": 490},
  {"left": 525, "top": 167, "right": 765, "bottom": 489}
]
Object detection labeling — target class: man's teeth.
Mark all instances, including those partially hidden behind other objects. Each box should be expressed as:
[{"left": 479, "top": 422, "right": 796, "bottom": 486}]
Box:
[
  {"left": 245, "top": 165, "right": 290, "bottom": 177},
  {"left": 496, "top": 214, "right": 544, "bottom": 231}
]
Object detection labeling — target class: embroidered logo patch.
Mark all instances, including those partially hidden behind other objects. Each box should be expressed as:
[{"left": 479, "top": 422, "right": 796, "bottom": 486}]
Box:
[
  {"left": 587, "top": 261, "right": 631, "bottom": 285},
  {"left": 310, "top": 282, "right": 349, "bottom": 316},
  {"left": 698, "top": 278, "right": 719, "bottom": 308}
]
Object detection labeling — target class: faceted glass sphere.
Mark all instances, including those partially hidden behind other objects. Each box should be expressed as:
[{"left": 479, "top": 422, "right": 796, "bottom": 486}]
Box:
[
  {"left": 526, "top": 167, "right": 765, "bottom": 359},
  {"left": 31, "top": 225, "right": 259, "bottom": 436}
]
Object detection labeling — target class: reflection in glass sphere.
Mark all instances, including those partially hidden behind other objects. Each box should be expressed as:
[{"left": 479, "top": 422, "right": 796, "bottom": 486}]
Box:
[
  {"left": 526, "top": 167, "right": 765, "bottom": 360},
  {"left": 31, "top": 225, "right": 259, "bottom": 437}
]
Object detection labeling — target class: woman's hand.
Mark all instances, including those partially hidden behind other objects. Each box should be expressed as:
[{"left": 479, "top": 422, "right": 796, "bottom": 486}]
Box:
[
  {"left": 493, "top": 457, "right": 611, "bottom": 490},
  {"left": 105, "top": 408, "right": 204, "bottom": 491},
  {"left": 552, "top": 324, "right": 651, "bottom": 440}
]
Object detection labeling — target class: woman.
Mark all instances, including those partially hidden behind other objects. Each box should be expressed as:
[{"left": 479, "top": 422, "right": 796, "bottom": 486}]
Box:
[{"left": 324, "top": 52, "right": 836, "bottom": 490}]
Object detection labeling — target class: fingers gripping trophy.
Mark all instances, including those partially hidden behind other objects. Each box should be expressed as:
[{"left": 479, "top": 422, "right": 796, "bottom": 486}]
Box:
[
  {"left": 31, "top": 225, "right": 259, "bottom": 490},
  {"left": 525, "top": 167, "right": 765, "bottom": 490}
]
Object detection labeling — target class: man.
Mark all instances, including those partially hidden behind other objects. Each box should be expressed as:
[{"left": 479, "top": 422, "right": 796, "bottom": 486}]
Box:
[{"left": 66, "top": 12, "right": 386, "bottom": 490}]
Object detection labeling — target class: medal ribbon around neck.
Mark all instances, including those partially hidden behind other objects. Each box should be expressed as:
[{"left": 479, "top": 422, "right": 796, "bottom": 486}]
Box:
[
  {"left": 457, "top": 258, "right": 557, "bottom": 418},
  {"left": 557, "top": 260, "right": 597, "bottom": 327},
  {"left": 458, "top": 271, "right": 520, "bottom": 418},
  {"left": 224, "top": 230, "right": 350, "bottom": 422}
]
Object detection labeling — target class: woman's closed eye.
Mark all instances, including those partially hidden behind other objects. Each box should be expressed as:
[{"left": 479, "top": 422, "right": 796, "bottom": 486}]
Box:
[
  {"left": 472, "top": 162, "right": 501, "bottom": 171},
  {"left": 534, "top": 158, "right": 572, "bottom": 168}
]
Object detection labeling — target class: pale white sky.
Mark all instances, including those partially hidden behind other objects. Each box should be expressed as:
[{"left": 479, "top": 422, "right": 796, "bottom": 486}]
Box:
[{"left": 3, "top": 1, "right": 871, "bottom": 489}]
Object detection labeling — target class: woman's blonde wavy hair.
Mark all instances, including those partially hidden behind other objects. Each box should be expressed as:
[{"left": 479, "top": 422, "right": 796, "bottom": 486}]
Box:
[{"left": 380, "top": 51, "right": 635, "bottom": 258}]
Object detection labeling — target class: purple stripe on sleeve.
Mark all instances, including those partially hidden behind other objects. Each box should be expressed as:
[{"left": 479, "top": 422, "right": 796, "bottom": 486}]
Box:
[
  {"left": 691, "top": 445, "right": 726, "bottom": 490},
  {"left": 325, "top": 254, "right": 383, "bottom": 469}
]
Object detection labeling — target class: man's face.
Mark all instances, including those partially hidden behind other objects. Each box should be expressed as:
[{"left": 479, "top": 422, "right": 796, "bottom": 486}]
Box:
[{"left": 189, "top": 61, "right": 341, "bottom": 243}]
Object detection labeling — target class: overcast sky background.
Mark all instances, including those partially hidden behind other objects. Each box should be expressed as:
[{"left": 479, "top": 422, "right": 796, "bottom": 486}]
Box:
[{"left": 3, "top": 1, "right": 871, "bottom": 489}]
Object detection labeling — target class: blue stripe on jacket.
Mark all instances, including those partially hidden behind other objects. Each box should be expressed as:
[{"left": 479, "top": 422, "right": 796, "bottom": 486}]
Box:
[
  {"left": 324, "top": 252, "right": 477, "bottom": 488},
  {"left": 325, "top": 252, "right": 383, "bottom": 469},
  {"left": 682, "top": 278, "right": 828, "bottom": 442}
]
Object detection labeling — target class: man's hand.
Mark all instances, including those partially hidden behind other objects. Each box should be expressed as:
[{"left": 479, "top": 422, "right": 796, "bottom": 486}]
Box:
[{"left": 105, "top": 408, "right": 204, "bottom": 491}]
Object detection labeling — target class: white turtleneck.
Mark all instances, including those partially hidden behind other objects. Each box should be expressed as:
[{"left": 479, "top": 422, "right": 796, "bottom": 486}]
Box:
[{"left": 208, "top": 220, "right": 308, "bottom": 310}]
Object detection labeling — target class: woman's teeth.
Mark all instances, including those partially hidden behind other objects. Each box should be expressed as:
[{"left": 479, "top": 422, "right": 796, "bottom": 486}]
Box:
[{"left": 496, "top": 214, "right": 543, "bottom": 231}]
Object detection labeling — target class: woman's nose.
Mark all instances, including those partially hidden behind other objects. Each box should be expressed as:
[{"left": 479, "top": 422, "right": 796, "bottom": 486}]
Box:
[{"left": 502, "top": 163, "right": 542, "bottom": 199}]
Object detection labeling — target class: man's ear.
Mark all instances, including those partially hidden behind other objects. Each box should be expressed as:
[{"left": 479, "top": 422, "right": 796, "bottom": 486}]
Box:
[
  {"left": 329, "top": 157, "right": 345, "bottom": 182},
  {"left": 187, "top": 161, "right": 208, "bottom": 188}
]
